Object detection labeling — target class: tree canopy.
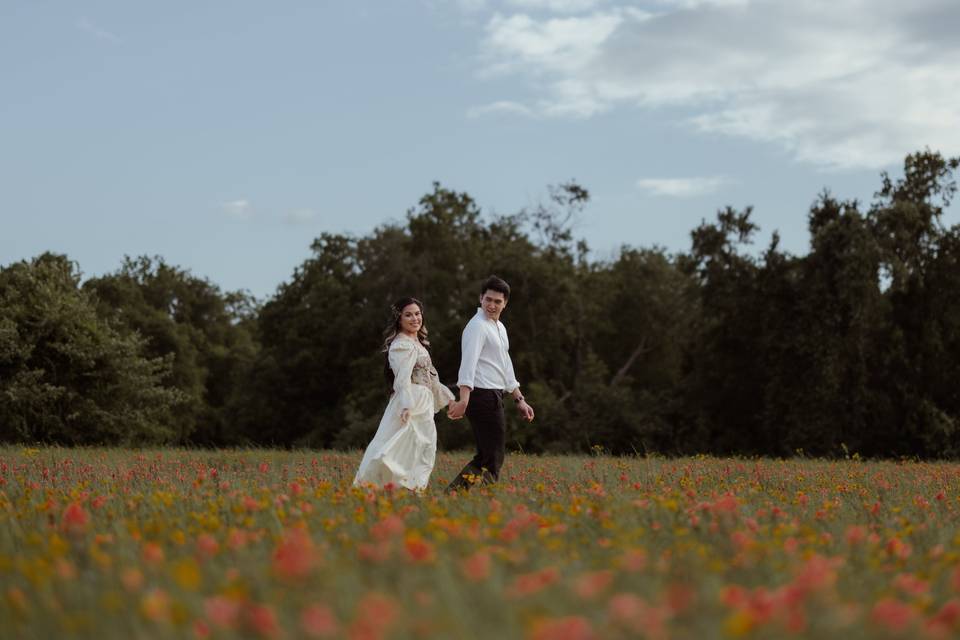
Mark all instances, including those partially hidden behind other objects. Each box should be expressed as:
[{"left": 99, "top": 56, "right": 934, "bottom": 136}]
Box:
[{"left": 3, "top": 151, "right": 960, "bottom": 457}]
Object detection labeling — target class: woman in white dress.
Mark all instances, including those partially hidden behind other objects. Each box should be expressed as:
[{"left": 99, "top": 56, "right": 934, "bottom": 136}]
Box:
[{"left": 353, "top": 298, "right": 455, "bottom": 490}]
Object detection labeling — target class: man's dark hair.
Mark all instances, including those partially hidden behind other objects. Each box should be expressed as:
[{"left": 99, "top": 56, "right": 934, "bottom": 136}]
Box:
[{"left": 481, "top": 275, "right": 510, "bottom": 300}]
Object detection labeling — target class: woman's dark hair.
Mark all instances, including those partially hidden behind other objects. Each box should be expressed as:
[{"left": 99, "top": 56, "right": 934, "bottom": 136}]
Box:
[
  {"left": 480, "top": 275, "right": 510, "bottom": 300},
  {"left": 382, "top": 297, "right": 429, "bottom": 390}
]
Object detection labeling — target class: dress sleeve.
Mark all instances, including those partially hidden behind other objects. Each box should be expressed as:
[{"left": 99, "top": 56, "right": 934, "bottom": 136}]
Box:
[
  {"left": 457, "top": 320, "right": 484, "bottom": 389},
  {"left": 389, "top": 339, "right": 418, "bottom": 410},
  {"left": 429, "top": 367, "right": 455, "bottom": 412}
]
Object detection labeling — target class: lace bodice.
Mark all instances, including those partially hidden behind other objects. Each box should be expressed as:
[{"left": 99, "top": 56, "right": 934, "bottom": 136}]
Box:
[
  {"left": 389, "top": 336, "right": 454, "bottom": 413},
  {"left": 411, "top": 351, "right": 437, "bottom": 387}
]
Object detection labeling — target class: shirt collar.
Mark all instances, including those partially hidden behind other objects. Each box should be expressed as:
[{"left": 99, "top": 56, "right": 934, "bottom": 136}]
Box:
[{"left": 476, "top": 307, "right": 497, "bottom": 323}]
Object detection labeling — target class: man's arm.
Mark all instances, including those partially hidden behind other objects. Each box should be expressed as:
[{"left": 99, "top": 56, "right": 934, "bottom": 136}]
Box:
[
  {"left": 510, "top": 387, "right": 535, "bottom": 422},
  {"left": 449, "top": 321, "right": 483, "bottom": 420},
  {"left": 456, "top": 320, "right": 483, "bottom": 392}
]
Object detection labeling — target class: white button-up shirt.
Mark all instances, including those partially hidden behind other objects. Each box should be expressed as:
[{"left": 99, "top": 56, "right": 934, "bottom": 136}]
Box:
[{"left": 457, "top": 308, "right": 520, "bottom": 393}]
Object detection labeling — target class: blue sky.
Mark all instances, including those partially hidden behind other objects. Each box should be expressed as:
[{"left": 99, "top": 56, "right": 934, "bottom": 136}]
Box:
[{"left": 3, "top": 0, "right": 958, "bottom": 299}]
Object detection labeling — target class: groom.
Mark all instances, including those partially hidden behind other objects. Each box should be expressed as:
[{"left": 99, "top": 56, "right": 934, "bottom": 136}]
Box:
[{"left": 446, "top": 275, "right": 534, "bottom": 490}]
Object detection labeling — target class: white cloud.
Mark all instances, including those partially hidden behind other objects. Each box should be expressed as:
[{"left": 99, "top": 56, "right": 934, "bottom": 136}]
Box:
[
  {"left": 77, "top": 17, "right": 121, "bottom": 43},
  {"left": 476, "top": 0, "right": 960, "bottom": 169},
  {"left": 220, "top": 199, "right": 253, "bottom": 219},
  {"left": 283, "top": 208, "right": 318, "bottom": 224},
  {"left": 636, "top": 176, "right": 729, "bottom": 197},
  {"left": 467, "top": 100, "right": 537, "bottom": 118},
  {"left": 482, "top": 11, "right": 632, "bottom": 77}
]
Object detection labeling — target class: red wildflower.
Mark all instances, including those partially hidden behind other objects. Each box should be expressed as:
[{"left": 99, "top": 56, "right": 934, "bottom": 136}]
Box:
[
  {"left": 142, "top": 542, "right": 165, "bottom": 566},
  {"left": 572, "top": 570, "right": 614, "bottom": 600},
  {"left": 246, "top": 603, "right": 281, "bottom": 639},
  {"left": 370, "top": 515, "right": 405, "bottom": 541},
  {"left": 61, "top": 502, "right": 89, "bottom": 535},
  {"left": 893, "top": 573, "right": 930, "bottom": 598},
  {"left": 927, "top": 599, "right": 960, "bottom": 637},
  {"left": 195, "top": 533, "right": 219, "bottom": 560},
  {"left": 461, "top": 551, "right": 492, "bottom": 582},
  {"left": 508, "top": 567, "right": 561, "bottom": 597},
  {"left": 204, "top": 596, "right": 242, "bottom": 629},
  {"left": 273, "top": 528, "right": 319, "bottom": 580},
  {"left": 403, "top": 537, "right": 435, "bottom": 563},
  {"left": 871, "top": 598, "right": 915, "bottom": 632},
  {"left": 529, "top": 616, "right": 595, "bottom": 640},
  {"left": 301, "top": 603, "right": 339, "bottom": 637},
  {"left": 349, "top": 592, "right": 399, "bottom": 640}
]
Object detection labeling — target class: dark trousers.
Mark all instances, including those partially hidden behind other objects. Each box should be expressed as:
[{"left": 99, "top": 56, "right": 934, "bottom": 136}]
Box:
[{"left": 447, "top": 388, "right": 505, "bottom": 490}]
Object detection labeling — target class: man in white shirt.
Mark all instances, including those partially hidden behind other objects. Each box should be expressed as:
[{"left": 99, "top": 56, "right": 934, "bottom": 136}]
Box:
[{"left": 446, "top": 276, "right": 534, "bottom": 490}]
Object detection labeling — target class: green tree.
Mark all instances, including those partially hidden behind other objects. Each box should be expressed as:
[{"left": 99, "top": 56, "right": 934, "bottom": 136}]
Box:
[
  {"left": 0, "top": 254, "right": 182, "bottom": 444},
  {"left": 867, "top": 150, "right": 960, "bottom": 455},
  {"left": 84, "top": 256, "right": 258, "bottom": 445}
]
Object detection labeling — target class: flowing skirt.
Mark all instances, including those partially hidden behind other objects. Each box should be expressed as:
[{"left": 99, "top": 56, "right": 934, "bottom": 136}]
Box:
[{"left": 353, "top": 384, "right": 438, "bottom": 490}]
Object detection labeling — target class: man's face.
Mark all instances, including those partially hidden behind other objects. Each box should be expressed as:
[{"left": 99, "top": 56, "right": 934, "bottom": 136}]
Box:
[{"left": 480, "top": 290, "right": 507, "bottom": 320}]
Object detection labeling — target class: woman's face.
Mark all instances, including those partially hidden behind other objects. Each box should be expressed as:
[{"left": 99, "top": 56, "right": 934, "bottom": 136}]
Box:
[{"left": 399, "top": 303, "right": 423, "bottom": 335}]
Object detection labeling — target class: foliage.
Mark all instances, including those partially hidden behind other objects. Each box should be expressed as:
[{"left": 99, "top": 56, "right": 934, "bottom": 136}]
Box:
[
  {"left": 4, "top": 151, "right": 960, "bottom": 457},
  {"left": 83, "top": 256, "right": 258, "bottom": 445},
  {"left": 0, "top": 254, "right": 182, "bottom": 444}
]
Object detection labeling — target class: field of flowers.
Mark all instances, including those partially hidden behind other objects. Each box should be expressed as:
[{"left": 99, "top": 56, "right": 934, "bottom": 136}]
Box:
[{"left": 1, "top": 448, "right": 960, "bottom": 639}]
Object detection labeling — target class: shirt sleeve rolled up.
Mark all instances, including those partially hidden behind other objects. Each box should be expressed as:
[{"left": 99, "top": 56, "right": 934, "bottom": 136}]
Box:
[{"left": 457, "top": 319, "right": 484, "bottom": 389}]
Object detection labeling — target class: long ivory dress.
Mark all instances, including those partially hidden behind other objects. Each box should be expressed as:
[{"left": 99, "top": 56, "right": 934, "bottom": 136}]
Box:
[{"left": 353, "top": 336, "right": 454, "bottom": 490}]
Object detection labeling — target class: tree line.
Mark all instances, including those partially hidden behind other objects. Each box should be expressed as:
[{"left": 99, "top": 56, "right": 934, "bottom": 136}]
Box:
[{"left": 2, "top": 150, "right": 959, "bottom": 457}]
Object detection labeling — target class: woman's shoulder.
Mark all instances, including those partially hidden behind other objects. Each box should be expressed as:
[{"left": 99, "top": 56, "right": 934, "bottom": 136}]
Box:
[{"left": 389, "top": 336, "right": 418, "bottom": 352}]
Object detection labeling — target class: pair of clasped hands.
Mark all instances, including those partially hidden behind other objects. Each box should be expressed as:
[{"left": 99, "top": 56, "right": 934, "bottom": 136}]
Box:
[
  {"left": 399, "top": 396, "right": 535, "bottom": 426},
  {"left": 445, "top": 397, "right": 535, "bottom": 422}
]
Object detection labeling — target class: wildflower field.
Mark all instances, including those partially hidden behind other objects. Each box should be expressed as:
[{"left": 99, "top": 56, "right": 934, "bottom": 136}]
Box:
[{"left": 2, "top": 449, "right": 960, "bottom": 639}]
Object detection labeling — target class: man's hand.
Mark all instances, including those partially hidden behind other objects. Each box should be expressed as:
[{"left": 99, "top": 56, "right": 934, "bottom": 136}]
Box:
[
  {"left": 517, "top": 399, "right": 535, "bottom": 422},
  {"left": 400, "top": 408, "right": 411, "bottom": 425},
  {"left": 447, "top": 400, "right": 466, "bottom": 421}
]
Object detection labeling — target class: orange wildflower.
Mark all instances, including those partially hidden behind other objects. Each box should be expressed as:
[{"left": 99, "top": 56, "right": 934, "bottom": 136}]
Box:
[
  {"left": 301, "top": 603, "right": 338, "bottom": 637},
  {"left": 403, "top": 537, "right": 435, "bottom": 563},
  {"left": 121, "top": 567, "right": 144, "bottom": 591},
  {"left": 142, "top": 542, "right": 165, "bottom": 566},
  {"left": 140, "top": 588, "right": 171, "bottom": 623}
]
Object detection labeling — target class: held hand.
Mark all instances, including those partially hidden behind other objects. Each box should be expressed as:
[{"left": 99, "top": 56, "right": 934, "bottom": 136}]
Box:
[
  {"left": 517, "top": 400, "right": 535, "bottom": 422},
  {"left": 447, "top": 400, "right": 466, "bottom": 421},
  {"left": 400, "top": 408, "right": 411, "bottom": 425}
]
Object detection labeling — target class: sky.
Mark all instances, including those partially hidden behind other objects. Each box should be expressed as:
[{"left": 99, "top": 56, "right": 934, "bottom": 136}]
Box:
[{"left": 3, "top": 0, "right": 959, "bottom": 300}]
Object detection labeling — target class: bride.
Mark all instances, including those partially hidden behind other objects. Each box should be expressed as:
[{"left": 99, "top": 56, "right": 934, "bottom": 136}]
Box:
[{"left": 353, "top": 297, "right": 455, "bottom": 490}]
